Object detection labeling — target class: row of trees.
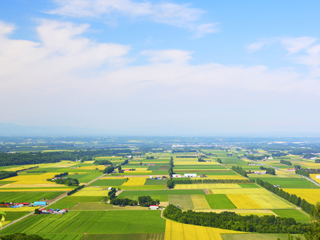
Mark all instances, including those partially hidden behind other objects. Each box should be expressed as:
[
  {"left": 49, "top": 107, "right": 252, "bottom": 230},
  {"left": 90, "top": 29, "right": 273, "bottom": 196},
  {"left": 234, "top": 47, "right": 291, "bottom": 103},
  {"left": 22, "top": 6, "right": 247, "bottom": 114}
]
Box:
[
  {"left": 52, "top": 178, "right": 79, "bottom": 186},
  {"left": 0, "top": 171, "right": 17, "bottom": 180},
  {"left": 94, "top": 159, "right": 112, "bottom": 165},
  {"left": 167, "top": 157, "right": 174, "bottom": 188},
  {"left": 163, "top": 205, "right": 307, "bottom": 233},
  {"left": 232, "top": 166, "right": 247, "bottom": 177},
  {"left": 67, "top": 185, "right": 85, "bottom": 196},
  {"left": 256, "top": 179, "right": 315, "bottom": 214},
  {"left": 259, "top": 166, "right": 276, "bottom": 175},
  {"left": 0, "top": 149, "right": 132, "bottom": 166},
  {"left": 280, "top": 160, "right": 292, "bottom": 166}
]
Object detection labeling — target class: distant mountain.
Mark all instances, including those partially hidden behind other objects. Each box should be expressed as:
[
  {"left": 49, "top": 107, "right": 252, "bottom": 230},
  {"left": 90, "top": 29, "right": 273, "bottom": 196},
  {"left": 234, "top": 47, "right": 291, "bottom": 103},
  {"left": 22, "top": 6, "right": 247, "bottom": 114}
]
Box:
[{"left": 0, "top": 123, "right": 110, "bottom": 136}]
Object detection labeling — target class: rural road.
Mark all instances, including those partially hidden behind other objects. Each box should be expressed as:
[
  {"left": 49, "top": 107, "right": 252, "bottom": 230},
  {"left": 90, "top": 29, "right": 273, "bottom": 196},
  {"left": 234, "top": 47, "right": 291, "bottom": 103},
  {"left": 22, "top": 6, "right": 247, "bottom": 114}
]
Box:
[{"left": 0, "top": 173, "right": 106, "bottom": 231}]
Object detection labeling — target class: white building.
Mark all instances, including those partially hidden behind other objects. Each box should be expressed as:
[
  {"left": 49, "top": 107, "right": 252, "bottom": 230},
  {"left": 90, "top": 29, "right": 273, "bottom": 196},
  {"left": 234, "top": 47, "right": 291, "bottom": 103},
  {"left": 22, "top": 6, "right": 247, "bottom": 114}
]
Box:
[
  {"left": 184, "top": 173, "right": 197, "bottom": 178},
  {"left": 172, "top": 174, "right": 182, "bottom": 178},
  {"left": 150, "top": 205, "right": 159, "bottom": 210}
]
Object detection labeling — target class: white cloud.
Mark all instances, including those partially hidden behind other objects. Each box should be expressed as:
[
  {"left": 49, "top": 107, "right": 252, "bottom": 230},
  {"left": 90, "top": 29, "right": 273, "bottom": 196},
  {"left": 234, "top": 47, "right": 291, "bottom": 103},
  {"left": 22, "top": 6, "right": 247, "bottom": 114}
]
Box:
[
  {"left": 1, "top": 20, "right": 320, "bottom": 131},
  {"left": 247, "top": 42, "right": 266, "bottom": 52},
  {"left": 281, "top": 37, "right": 317, "bottom": 54},
  {"left": 0, "top": 21, "right": 15, "bottom": 35},
  {"left": 48, "top": 0, "right": 217, "bottom": 37}
]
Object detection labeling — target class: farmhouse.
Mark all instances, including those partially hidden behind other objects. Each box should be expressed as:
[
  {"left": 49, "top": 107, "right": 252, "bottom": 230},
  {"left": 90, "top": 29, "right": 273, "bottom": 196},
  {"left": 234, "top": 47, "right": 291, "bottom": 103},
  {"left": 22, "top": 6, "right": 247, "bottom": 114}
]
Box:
[
  {"left": 172, "top": 174, "right": 182, "bottom": 178},
  {"left": 184, "top": 173, "right": 197, "bottom": 178},
  {"left": 150, "top": 205, "right": 159, "bottom": 210}
]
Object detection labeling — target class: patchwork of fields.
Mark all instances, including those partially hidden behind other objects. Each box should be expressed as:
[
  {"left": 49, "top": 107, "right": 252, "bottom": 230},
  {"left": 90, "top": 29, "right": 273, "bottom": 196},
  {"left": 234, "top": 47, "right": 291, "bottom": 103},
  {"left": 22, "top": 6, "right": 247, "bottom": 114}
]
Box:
[{"left": 0, "top": 148, "right": 317, "bottom": 240}]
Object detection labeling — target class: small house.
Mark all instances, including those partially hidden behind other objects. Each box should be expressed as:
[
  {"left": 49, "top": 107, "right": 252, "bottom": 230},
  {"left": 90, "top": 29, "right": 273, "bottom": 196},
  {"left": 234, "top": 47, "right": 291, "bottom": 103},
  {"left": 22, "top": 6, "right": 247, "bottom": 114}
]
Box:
[
  {"left": 108, "top": 187, "right": 113, "bottom": 190},
  {"left": 150, "top": 205, "right": 159, "bottom": 210},
  {"left": 34, "top": 201, "right": 47, "bottom": 206},
  {"left": 184, "top": 173, "right": 197, "bottom": 178},
  {"left": 172, "top": 174, "right": 182, "bottom": 178}
]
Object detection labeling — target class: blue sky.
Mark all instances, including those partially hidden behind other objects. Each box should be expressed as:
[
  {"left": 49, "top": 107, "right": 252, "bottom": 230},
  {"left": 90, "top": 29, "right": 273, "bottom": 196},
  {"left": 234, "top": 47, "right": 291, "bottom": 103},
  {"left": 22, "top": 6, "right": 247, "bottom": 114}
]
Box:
[{"left": 1, "top": 0, "right": 320, "bottom": 135}]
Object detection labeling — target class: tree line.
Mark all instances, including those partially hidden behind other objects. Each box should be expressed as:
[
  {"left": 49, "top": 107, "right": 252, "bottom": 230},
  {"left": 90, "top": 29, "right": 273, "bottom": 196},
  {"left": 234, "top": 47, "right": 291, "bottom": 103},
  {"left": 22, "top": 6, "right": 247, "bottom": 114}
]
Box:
[
  {"left": 280, "top": 160, "right": 292, "bottom": 166},
  {"left": 259, "top": 166, "right": 276, "bottom": 175},
  {"left": 163, "top": 205, "right": 307, "bottom": 233},
  {"left": 0, "top": 171, "right": 17, "bottom": 180},
  {"left": 0, "top": 149, "right": 132, "bottom": 166},
  {"left": 232, "top": 166, "right": 247, "bottom": 177},
  {"left": 256, "top": 178, "right": 315, "bottom": 214}
]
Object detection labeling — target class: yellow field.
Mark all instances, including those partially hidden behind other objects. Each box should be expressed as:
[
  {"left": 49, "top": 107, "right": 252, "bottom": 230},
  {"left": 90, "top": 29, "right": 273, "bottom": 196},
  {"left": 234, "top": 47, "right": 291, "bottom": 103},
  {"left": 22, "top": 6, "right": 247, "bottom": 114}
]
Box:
[
  {"left": 248, "top": 194, "right": 293, "bottom": 209},
  {"left": 0, "top": 183, "right": 65, "bottom": 188},
  {"left": 2, "top": 165, "right": 39, "bottom": 172},
  {"left": 175, "top": 184, "right": 241, "bottom": 190},
  {"left": 227, "top": 194, "right": 262, "bottom": 209},
  {"left": 72, "top": 190, "right": 109, "bottom": 196},
  {"left": 283, "top": 189, "right": 320, "bottom": 205},
  {"left": 295, "top": 161, "right": 320, "bottom": 168},
  {"left": 0, "top": 173, "right": 66, "bottom": 188},
  {"left": 191, "top": 195, "right": 210, "bottom": 210},
  {"left": 1, "top": 207, "right": 39, "bottom": 212},
  {"left": 174, "top": 161, "right": 220, "bottom": 165},
  {"left": 0, "top": 188, "right": 73, "bottom": 192},
  {"left": 123, "top": 171, "right": 152, "bottom": 174},
  {"left": 310, "top": 174, "right": 320, "bottom": 184},
  {"left": 82, "top": 187, "right": 103, "bottom": 191},
  {"left": 77, "top": 166, "right": 105, "bottom": 170},
  {"left": 164, "top": 220, "right": 245, "bottom": 240},
  {"left": 121, "top": 177, "right": 147, "bottom": 186},
  {"left": 210, "top": 188, "right": 269, "bottom": 195}
]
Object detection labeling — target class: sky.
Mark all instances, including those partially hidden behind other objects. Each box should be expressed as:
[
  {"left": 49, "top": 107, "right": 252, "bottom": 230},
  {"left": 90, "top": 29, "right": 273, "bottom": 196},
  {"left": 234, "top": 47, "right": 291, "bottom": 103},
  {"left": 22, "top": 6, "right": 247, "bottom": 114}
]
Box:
[{"left": 1, "top": 0, "right": 320, "bottom": 136}]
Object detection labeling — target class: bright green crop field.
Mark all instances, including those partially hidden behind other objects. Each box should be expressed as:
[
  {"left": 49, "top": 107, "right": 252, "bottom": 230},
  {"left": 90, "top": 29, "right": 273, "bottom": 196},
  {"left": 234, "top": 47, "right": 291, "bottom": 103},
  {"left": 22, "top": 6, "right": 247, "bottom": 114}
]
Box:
[{"left": 205, "top": 194, "right": 237, "bottom": 209}]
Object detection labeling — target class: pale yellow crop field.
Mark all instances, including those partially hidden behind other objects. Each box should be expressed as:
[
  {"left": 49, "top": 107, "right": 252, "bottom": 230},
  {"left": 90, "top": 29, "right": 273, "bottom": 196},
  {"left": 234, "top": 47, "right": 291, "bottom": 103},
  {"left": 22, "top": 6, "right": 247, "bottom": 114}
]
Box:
[
  {"left": 72, "top": 190, "right": 109, "bottom": 196},
  {"left": 2, "top": 165, "right": 39, "bottom": 172},
  {"left": 295, "top": 161, "right": 320, "bottom": 168},
  {"left": 175, "top": 184, "right": 241, "bottom": 190},
  {"left": 247, "top": 194, "right": 292, "bottom": 209},
  {"left": 0, "top": 188, "right": 73, "bottom": 192},
  {"left": 77, "top": 166, "right": 105, "bottom": 170},
  {"left": 0, "top": 183, "right": 65, "bottom": 188},
  {"left": 310, "top": 174, "right": 320, "bottom": 184},
  {"left": 123, "top": 171, "right": 152, "bottom": 174},
  {"left": 82, "top": 187, "right": 104, "bottom": 191},
  {"left": 227, "top": 194, "right": 262, "bottom": 209},
  {"left": 164, "top": 220, "right": 245, "bottom": 240},
  {"left": 122, "top": 177, "right": 147, "bottom": 186},
  {"left": 0, "top": 173, "right": 66, "bottom": 188},
  {"left": 191, "top": 195, "right": 210, "bottom": 210},
  {"left": 100, "top": 177, "right": 128, "bottom": 180},
  {"left": 1, "top": 207, "right": 39, "bottom": 212},
  {"left": 283, "top": 189, "right": 320, "bottom": 205},
  {"left": 174, "top": 161, "right": 220, "bottom": 165},
  {"left": 211, "top": 188, "right": 269, "bottom": 195}
]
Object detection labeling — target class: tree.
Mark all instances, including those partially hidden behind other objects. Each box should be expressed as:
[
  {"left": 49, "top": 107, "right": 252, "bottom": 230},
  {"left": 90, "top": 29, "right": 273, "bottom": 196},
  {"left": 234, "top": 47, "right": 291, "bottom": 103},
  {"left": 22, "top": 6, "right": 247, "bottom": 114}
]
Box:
[
  {"left": 305, "top": 202, "right": 320, "bottom": 240},
  {"left": 0, "top": 233, "right": 49, "bottom": 240},
  {"left": 167, "top": 179, "right": 174, "bottom": 189},
  {"left": 216, "top": 158, "right": 222, "bottom": 163}
]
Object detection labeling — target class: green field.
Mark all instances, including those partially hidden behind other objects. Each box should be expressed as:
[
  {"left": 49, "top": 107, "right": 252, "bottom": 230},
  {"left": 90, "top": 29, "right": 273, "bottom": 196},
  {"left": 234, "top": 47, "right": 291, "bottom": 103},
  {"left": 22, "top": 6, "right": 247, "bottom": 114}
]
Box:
[
  {"left": 0, "top": 211, "right": 165, "bottom": 236},
  {"left": 272, "top": 209, "right": 310, "bottom": 223},
  {"left": 90, "top": 179, "right": 127, "bottom": 186},
  {"left": 58, "top": 196, "right": 103, "bottom": 202},
  {"left": 144, "top": 179, "right": 168, "bottom": 185},
  {"left": 169, "top": 195, "right": 194, "bottom": 210},
  {"left": 70, "top": 173, "right": 102, "bottom": 183},
  {"left": 0, "top": 192, "right": 64, "bottom": 203},
  {"left": 239, "top": 184, "right": 260, "bottom": 188},
  {"left": 118, "top": 190, "right": 205, "bottom": 198},
  {"left": 205, "top": 194, "right": 237, "bottom": 209},
  {"left": 118, "top": 185, "right": 165, "bottom": 190},
  {"left": 81, "top": 233, "right": 165, "bottom": 240},
  {"left": 3, "top": 212, "right": 29, "bottom": 221},
  {"left": 248, "top": 177, "right": 320, "bottom": 188},
  {"left": 221, "top": 233, "right": 305, "bottom": 240},
  {"left": 173, "top": 165, "right": 226, "bottom": 169}
]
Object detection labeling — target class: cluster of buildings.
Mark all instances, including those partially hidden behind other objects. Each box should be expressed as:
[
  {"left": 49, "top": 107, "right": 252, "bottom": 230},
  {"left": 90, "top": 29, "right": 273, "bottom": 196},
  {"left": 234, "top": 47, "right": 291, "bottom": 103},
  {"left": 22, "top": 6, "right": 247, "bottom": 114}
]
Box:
[
  {"left": 39, "top": 208, "right": 67, "bottom": 214},
  {"left": 172, "top": 173, "right": 198, "bottom": 178},
  {"left": 0, "top": 201, "right": 47, "bottom": 208}
]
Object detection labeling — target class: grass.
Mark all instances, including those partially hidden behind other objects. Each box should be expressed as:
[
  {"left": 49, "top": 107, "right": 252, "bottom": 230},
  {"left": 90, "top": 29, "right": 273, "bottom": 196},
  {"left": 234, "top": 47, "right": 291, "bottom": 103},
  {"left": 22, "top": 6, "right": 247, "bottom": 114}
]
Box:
[
  {"left": 169, "top": 195, "right": 194, "bottom": 210},
  {"left": 204, "top": 194, "right": 237, "bottom": 209},
  {"left": 239, "top": 184, "right": 260, "bottom": 188},
  {"left": 248, "top": 177, "right": 320, "bottom": 188},
  {"left": 144, "top": 179, "right": 168, "bottom": 185},
  {"left": 118, "top": 185, "right": 165, "bottom": 190},
  {"left": 81, "top": 233, "right": 165, "bottom": 240},
  {"left": 118, "top": 190, "right": 205, "bottom": 198},
  {"left": 221, "top": 233, "right": 305, "bottom": 240},
  {"left": 191, "top": 195, "right": 210, "bottom": 210},
  {"left": 273, "top": 209, "right": 310, "bottom": 223},
  {"left": 70, "top": 173, "right": 102, "bottom": 183},
  {"left": 2, "top": 212, "right": 29, "bottom": 221},
  {"left": 48, "top": 202, "right": 78, "bottom": 210},
  {"left": 0, "top": 192, "right": 63, "bottom": 202},
  {"left": 90, "top": 179, "right": 127, "bottom": 186},
  {"left": 58, "top": 196, "right": 103, "bottom": 202}
]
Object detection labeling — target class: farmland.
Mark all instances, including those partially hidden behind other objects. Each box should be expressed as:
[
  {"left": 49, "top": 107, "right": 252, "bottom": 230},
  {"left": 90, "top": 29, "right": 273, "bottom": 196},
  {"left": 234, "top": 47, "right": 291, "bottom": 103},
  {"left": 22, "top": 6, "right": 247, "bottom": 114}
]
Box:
[{"left": 0, "top": 140, "right": 319, "bottom": 240}]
